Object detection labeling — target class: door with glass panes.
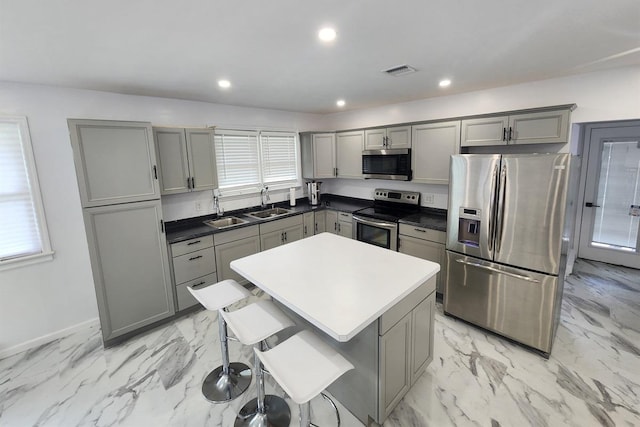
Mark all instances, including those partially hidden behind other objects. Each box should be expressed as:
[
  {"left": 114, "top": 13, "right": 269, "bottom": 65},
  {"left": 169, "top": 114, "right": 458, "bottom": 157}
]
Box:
[{"left": 578, "top": 122, "right": 640, "bottom": 269}]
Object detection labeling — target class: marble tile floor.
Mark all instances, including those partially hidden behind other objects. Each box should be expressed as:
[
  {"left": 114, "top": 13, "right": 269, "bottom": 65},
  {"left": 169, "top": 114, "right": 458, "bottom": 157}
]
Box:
[{"left": 1, "top": 259, "right": 639, "bottom": 427}]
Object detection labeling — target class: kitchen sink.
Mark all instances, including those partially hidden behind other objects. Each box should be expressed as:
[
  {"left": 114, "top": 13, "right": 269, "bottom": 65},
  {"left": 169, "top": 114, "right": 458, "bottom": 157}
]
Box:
[
  {"left": 244, "top": 207, "right": 292, "bottom": 219},
  {"left": 203, "top": 216, "right": 249, "bottom": 229}
]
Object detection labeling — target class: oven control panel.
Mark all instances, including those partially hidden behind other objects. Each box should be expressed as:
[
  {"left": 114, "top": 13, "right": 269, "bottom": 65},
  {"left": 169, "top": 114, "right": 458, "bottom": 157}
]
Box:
[{"left": 373, "top": 189, "right": 421, "bottom": 205}]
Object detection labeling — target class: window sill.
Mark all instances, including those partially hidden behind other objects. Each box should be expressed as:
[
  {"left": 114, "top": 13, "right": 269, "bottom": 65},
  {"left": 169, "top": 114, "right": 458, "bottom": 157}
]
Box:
[{"left": 0, "top": 251, "right": 55, "bottom": 272}]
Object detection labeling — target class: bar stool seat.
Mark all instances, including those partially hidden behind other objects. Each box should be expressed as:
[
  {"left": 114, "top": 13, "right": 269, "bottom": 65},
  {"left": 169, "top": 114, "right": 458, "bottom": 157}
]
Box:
[
  {"left": 187, "top": 279, "right": 252, "bottom": 403},
  {"left": 221, "top": 299, "right": 295, "bottom": 427},
  {"left": 255, "top": 330, "right": 354, "bottom": 427}
]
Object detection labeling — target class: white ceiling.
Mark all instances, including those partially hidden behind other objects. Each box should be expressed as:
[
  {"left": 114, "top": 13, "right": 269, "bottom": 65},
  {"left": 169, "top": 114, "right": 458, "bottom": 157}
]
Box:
[{"left": 1, "top": 0, "right": 639, "bottom": 114}]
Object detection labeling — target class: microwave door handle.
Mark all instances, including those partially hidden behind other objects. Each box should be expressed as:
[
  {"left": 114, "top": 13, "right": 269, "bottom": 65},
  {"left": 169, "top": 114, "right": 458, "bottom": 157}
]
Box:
[
  {"left": 352, "top": 215, "right": 395, "bottom": 230},
  {"left": 495, "top": 164, "right": 508, "bottom": 254},
  {"left": 488, "top": 164, "right": 499, "bottom": 253}
]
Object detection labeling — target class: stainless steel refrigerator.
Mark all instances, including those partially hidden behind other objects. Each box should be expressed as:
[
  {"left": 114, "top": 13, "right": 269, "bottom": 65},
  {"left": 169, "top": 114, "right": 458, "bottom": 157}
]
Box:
[{"left": 445, "top": 153, "right": 572, "bottom": 356}]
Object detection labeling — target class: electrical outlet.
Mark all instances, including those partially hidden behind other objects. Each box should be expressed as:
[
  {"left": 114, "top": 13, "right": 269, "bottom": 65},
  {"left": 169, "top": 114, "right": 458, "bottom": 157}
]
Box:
[
  {"left": 423, "top": 193, "right": 435, "bottom": 205},
  {"left": 195, "top": 201, "right": 202, "bottom": 211}
]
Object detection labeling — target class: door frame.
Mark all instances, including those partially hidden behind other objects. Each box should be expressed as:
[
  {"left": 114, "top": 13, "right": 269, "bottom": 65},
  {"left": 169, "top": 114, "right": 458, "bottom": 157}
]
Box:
[{"left": 575, "top": 120, "right": 640, "bottom": 269}]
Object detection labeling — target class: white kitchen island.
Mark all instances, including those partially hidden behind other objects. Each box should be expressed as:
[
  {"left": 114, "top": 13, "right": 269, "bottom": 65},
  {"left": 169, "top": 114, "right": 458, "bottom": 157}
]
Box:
[{"left": 231, "top": 232, "right": 439, "bottom": 425}]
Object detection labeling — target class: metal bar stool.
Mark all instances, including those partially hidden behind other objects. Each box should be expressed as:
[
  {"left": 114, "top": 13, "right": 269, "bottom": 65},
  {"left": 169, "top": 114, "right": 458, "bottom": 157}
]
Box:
[
  {"left": 255, "top": 330, "right": 354, "bottom": 427},
  {"left": 187, "top": 279, "right": 252, "bottom": 403},
  {"left": 220, "top": 299, "right": 296, "bottom": 427}
]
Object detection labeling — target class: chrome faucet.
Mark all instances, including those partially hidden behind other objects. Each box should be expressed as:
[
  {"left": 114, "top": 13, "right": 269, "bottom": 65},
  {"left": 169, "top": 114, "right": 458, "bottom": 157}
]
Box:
[
  {"left": 213, "top": 196, "right": 223, "bottom": 217},
  {"left": 260, "top": 186, "right": 270, "bottom": 209}
]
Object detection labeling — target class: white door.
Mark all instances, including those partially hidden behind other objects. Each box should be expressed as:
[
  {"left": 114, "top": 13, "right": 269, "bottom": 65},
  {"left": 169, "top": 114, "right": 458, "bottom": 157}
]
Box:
[{"left": 578, "top": 122, "right": 640, "bottom": 269}]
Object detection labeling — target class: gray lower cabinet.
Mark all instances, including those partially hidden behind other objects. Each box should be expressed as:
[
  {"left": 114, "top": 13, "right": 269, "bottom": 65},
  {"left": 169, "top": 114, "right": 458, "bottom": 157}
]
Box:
[
  {"left": 314, "top": 210, "right": 326, "bottom": 234},
  {"left": 169, "top": 235, "right": 217, "bottom": 312},
  {"left": 302, "top": 212, "right": 314, "bottom": 237},
  {"left": 83, "top": 200, "right": 174, "bottom": 343},
  {"left": 398, "top": 224, "right": 446, "bottom": 294},
  {"left": 259, "top": 215, "right": 304, "bottom": 251},
  {"left": 379, "top": 311, "right": 412, "bottom": 418},
  {"left": 326, "top": 210, "right": 353, "bottom": 238},
  {"left": 215, "top": 225, "right": 260, "bottom": 286}
]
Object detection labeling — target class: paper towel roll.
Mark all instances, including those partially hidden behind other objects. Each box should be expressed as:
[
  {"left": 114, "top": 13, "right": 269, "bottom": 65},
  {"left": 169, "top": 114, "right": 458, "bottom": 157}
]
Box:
[{"left": 289, "top": 187, "right": 296, "bottom": 206}]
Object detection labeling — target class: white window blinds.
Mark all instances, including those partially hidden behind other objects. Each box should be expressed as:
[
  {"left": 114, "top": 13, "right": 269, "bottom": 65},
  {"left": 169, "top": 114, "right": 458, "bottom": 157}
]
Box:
[
  {"left": 0, "top": 117, "right": 52, "bottom": 266},
  {"left": 214, "top": 130, "right": 260, "bottom": 190},
  {"left": 260, "top": 132, "right": 298, "bottom": 185}
]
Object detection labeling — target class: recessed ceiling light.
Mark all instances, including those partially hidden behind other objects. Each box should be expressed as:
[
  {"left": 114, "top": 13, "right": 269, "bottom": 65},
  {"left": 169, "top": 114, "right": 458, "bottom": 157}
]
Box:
[
  {"left": 218, "top": 79, "right": 231, "bottom": 88},
  {"left": 336, "top": 99, "right": 346, "bottom": 107},
  {"left": 439, "top": 79, "right": 451, "bottom": 87},
  {"left": 318, "top": 27, "right": 337, "bottom": 42}
]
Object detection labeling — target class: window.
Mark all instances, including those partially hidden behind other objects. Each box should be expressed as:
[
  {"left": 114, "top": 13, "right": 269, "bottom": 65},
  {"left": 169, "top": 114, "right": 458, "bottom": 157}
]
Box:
[
  {"left": 215, "top": 129, "right": 300, "bottom": 195},
  {"left": 0, "top": 116, "right": 53, "bottom": 269}
]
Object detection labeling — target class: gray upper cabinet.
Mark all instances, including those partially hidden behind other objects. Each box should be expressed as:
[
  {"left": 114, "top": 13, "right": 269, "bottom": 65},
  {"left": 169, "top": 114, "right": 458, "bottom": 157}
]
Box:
[
  {"left": 336, "top": 130, "right": 364, "bottom": 179},
  {"left": 364, "top": 126, "right": 411, "bottom": 150},
  {"left": 461, "top": 108, "right": 571, "bottom": 147},
  {"left": 412, "top": 121, "right": 460, "bottom": 185},
  {"left": 154, "top": 127, "right": 217, "bottom": 195},
  {"left": 83, "top": 200, "right": 174, "bottom": 343},
  {"left": 301, "top": 132, "right": 336, "bottom": 179},
  {"left": 69, "top": 119, "right": 159, "bottom": 207}
]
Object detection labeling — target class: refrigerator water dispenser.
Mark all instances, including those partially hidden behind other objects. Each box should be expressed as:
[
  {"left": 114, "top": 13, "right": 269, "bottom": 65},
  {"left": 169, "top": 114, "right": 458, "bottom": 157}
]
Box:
[{"left": 458, "top": 208, "right": 481, "bottom": 247}]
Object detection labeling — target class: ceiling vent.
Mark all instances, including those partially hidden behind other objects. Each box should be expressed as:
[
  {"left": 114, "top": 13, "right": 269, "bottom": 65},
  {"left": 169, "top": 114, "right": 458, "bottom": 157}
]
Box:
[{"left": 382, "top": 64, "right": 417, "bottom": 77}]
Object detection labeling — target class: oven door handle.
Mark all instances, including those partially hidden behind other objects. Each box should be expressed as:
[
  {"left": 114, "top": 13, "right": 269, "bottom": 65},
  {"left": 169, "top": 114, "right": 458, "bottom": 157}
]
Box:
[{"left": 352, "top": 215, "right": 397, "bottom": 230}]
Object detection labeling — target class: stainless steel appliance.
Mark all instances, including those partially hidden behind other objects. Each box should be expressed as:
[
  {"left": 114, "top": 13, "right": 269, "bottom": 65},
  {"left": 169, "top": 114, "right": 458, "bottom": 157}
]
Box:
[
  {"left": 307, "top": 181, "right": 322, "bottom": 205},
  {"left": 362, "top": 149, "right": 411, "bottom": 181},
  {"left": 445, "top": 153, "right": 573, "bottom": 356},
  {"left": 353, "top": 189, "right": 420, "bottom": 250}
]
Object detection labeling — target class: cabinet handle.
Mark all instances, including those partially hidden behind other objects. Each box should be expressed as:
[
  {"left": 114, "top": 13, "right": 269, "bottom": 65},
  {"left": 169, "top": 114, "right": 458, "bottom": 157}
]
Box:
[
  {"left": 191, "top": 177, "right": 195, "bottom": 188},
  {"left": 160, "top": 220, "right": 164, "bottom": 233},
  {"left": 187, "top": 240, "right": 201, "bottom": 245},
  {"left": 153, "top": 165, "right": 158, "bottom": 180},
  {"left": 192, "top": 281, "right": 206, "bottom": 288},
  {"left": 414, "top": 228, "right": 426, "bottom": 233},
  {"left": 284, "top": 231, "right": 288, "bottom": 241},
  {"left": 502, "top": 128, "right": 507, "bottom": 141},
  {"left": 335, "top": 167, "right": 338, "bottom": 176},
  {"left": 187, "top": 177, "right": 191, "bottom": 189},
  {"left": 508, "top": 127, "right": 513, "bottom": 141},
  {"left": 304, "top": 225, "right": 307, "bottom": 235},
  {"left": 315, "top": 223, "right": 318, "bottom": 232},
  {"left": 334, "top": 222, "right": 337, "bottom": 231},
  {"left": 338, "top": 223, "right": 341, "bottom": 232},
  {"left": 188, "top": 255, "right": 203, "bottom": 261}
]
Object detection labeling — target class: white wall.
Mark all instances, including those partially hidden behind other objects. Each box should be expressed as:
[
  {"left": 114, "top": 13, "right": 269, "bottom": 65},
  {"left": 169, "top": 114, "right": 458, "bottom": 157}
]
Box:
[
  {"left": 0, "top": 82, "right": 322, "bottom": 356},
  {"left": 322, "top": 66, "right": 640, "bottom": 205}
]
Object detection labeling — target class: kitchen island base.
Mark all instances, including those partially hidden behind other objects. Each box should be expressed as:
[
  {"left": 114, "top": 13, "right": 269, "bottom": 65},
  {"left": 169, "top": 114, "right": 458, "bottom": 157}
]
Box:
[{"left": 275, "top": 276, "right": 436, "bottom": 425}]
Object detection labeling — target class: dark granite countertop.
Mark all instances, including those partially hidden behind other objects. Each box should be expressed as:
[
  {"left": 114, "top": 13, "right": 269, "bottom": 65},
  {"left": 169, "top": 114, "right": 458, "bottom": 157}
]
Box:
[
  {"left": 165, "top": 194, "right": 373, "bottom": 244},
  {"left": 399, "top": 207, "right": 448, "bottom": 232}
]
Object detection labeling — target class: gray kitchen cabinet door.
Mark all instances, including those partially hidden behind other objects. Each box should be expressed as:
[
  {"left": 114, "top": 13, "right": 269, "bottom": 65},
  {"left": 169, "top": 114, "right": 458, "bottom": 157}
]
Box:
[
  {"left": 69, "top": 119, "right": 159, "bottom": 207},
  {"left": 461, "top": 116, "right": 509, "bottom": 147},
  {"left": 313, "top": 133, "right": 337, "bottom": 178},
  {"left": 215, "top": 236, "right": 261, "bottom": 285},
  {"left": 325, "top": 210, "right": 338, "bottom": 234},
  {"left": 386, "top": 126, "right": 412, "bottom": 149},
  {"left": 508, "top": 110, "right": 569, "bottom": 145},
  {"left": 83, "top": 200, "right": 174, "bottom": 343},
  {"left": 412, "top": 121, "right": 460, "bottom": 185},
  {"left": 154, "top": 127, "right": 190, "bottom": 195},
  {"left": 186, "top": 128, "right": 217, "bottom": 191},
  {"left": 398, "top": 234, "right": 445, "bottom": 294},
  {"left": 364, "top": 128, "right": 386, "bottom": 150},
  {"left": 336, "top": 130, "right": 364, "bottom": 179},
  {"left": 303, "top": 212, "right": 314, "bottom": 237},
  {"left": 283, "top": 223, "right": 304, "bottom": 244},
  {"left": 338, "top": 220, "right": 353, "bottom": 239},
  {"left": 378, "top": 312, "right": 412, "bottom": 421},
  {"left": 260, "top": 230, "right": 284, "bottom": 251},
  {"left": 410, "top": 294, "right": 434, "bottom": 385},
  {"left": 314, "top": 210, "right": 326, "bottom": 234}
]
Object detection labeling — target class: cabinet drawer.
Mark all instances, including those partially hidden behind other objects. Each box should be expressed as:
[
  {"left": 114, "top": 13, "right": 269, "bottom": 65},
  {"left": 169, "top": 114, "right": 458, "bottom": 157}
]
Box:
[
  {"left": 173, "top": 246, "right": 216, "bottom": 284},
  {"left": 214, "top": 225, "right": 259, "bottom": 245},
  {"left": 171, "top": 235, "right": 214, "bottom": 257},
  {"left": 259, "top": 214, "right": 303, "bottom": 234},
  {"left": 338, "top": 212, "right": 352, "bottom": 221},
  {"left": 175, "top": 273, "right": 217, "bottom": 311},
  {"left": 398, "top": 224, "right": 445, "bottom": 243},
  {"left": 379, "top": 277, "right": 435, "bottom": 335}
]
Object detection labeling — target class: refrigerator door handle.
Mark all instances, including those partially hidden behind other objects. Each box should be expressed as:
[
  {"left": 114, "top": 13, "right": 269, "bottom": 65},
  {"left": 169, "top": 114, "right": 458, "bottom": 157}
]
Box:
[
  {"left": 488, "top": 164, "right": 499, "bottom": 252},
  {"left": 455, "top": 259, "right": 541, "bottom": 283},
  {"left": 495, "top": 165, "right": 507, "bottom": 253}
]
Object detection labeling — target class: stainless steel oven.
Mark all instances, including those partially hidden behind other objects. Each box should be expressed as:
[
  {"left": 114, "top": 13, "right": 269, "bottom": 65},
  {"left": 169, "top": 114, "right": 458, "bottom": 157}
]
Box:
[
  {"left": 353, "top": 189, "right": 420, "bottom": 251},
  {"left": 353, "top": 215, "right": 398, "bottom": 251}
]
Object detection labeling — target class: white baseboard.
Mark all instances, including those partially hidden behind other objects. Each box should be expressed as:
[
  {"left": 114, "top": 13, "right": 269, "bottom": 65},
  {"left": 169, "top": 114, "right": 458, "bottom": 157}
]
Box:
[{"left": 0, "top": 317, "right": 100, "bottom": 360}]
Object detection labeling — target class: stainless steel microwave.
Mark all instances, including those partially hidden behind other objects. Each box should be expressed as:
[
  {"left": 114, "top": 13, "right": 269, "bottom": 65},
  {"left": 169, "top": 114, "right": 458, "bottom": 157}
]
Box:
[{"left": 362, "top": 148, "right": 411, "bottom": 181}]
